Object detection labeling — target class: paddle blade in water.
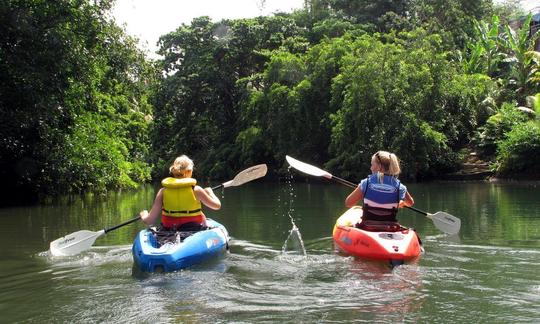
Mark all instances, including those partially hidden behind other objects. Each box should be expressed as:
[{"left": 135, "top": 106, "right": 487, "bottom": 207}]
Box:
[
  {"left": 430, "top": 212, "right": 461, "bottom": 235},
  {"left": 49, "top": 229, "right": 105, "bottom": 256},
  {"left": 286, "top": 155, "right": 332, "bottom": 178}
]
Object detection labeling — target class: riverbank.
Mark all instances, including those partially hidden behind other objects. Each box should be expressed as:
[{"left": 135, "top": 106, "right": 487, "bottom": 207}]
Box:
[
  {"left": 441, "top": 151, "right": 493, "bottom": 181},
  {"left": 442, "top": 150, "right": 540, "bottom": 181}
]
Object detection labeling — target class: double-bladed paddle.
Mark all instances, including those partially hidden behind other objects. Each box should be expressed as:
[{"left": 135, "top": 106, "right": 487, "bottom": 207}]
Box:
[
  {"left": 49, "top": 164, "right": 268, "bottom": 256},
  {"left": 285, "top": 155, "right": 461, "bottom": 235}
]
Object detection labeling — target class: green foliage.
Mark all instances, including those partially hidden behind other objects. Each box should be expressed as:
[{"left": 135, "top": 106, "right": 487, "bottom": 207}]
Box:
[
  {"left": 326, "top": 31, "right": 491, "bottom": 179},
  {"left": 5, "top": 0, "right": 539, "bottom": 201},
  {"left": 475, "top": 102, "right": 529, "bottom": 158},
  {"left": 405, "top": 0, "right": 492, "bottom": 50},
  {"left": 461, "top": 13, "right": 540, "bottom": 106},
  {"left": 535, "top": 94, "right": 540, "bottom": 117},
  {"left": 148, "top": 1, "right": 537, "bottom": 181},
  {"left": 393, "top": 114, "right": 456, "bottom": 178},
  {"left": 0, "top": 0, "right": 156, "bottom": 201},
  {"left": 496, "top": 122, "right": 540, "bottom": 176},
  {"left": 265, "top": 52, "right": 307, "bottom": 87},
  {"left": 235, "top": 126, "right": 266, "bottom": 165},
  {"left": 309, "top": 18, "right": 359, "bottom": 43},
  {"left": 500, "top": 14, "right": 540, "bottom": 102},
  {"left": 324, "top": 0, "right": 409, "bottom": 29},
  {"left": 47, "top": 112, "right": 151, "bottom": 194},
  {"left": 494, "top": 94, "right": 540, "bottom": 178},
  {"left": 462, "top": 15, "right": 505, "bottom": 76},
  {"left": 151, "top": 15, "right": 308, "bottom": 178}
]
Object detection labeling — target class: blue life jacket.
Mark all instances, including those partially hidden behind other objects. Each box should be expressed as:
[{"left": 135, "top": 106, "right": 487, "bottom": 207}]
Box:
[{"left": 362, "top": 173, "right": 401, "bottom": 222}]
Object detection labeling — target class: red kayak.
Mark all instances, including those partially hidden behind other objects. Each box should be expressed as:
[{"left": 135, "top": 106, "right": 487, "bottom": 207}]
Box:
[{"left": 333, "top": 206, "right": 422, "bottom": 264}]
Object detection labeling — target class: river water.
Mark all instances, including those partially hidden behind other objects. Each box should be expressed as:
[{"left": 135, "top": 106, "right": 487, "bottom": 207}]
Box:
[{"left": 1, "top": 179, "right": 539, "bottom": 323}]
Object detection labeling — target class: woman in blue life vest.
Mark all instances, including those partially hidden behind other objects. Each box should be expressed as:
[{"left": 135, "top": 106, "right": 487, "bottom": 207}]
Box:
[
  {"left": 345, "top": 151, "right": 414, "bottom": 223},
  {"left": 139, "top": 155, "right": 221, "bottom": 230}
]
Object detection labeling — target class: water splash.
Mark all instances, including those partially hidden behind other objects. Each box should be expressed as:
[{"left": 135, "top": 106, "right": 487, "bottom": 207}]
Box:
[
  {"left": 281, "top": 166, "right": 307, "bottom": 257},
  {"left": 282, "top": 221, "right": 307, "bottom": 257}
]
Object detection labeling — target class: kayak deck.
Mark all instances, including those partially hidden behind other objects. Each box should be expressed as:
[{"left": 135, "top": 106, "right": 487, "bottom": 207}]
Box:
[
  {"left": 332, "top": 206, "right": 422, "bottom": 263},
  {"left": 132, "top": 219, "right": 229, "bottom": 272}
]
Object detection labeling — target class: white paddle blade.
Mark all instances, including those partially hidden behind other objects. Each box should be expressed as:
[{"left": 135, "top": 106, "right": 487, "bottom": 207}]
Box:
[
  {"left": 429, "top": 212, "right": 461, "bottom": 235},
  {"left": 286, "top": 155, "right": 332, "bottom": 179},
  {"left": 49, "top": 229, "right": 105, "bottom": 256},
  {"left": 224, "top": 164, "right": 267, "bottom": 188}
]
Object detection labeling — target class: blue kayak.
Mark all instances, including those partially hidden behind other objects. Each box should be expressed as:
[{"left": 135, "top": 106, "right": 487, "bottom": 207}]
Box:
[{"left": 132, "top": 219, "right": 229, "bottom": 272}]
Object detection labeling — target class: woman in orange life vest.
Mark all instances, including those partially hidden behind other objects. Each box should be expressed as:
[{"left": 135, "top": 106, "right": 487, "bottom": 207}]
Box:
[
  {"left": 345, "top": 151, "right": 414, "bottom": 224},
  {"left": 139, "top": 155, "right": 221, "bottom": 229}
]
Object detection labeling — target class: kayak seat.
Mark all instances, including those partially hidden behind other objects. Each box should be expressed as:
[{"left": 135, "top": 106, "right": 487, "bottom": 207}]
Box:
[
  {"left": 355, "top": 220, "right": 405, "bottom": 232},
  {"left": 150, "top": 223, "right": 210, "bottom": 246},
  {"left": 175, "top": 222, "right": 208, "bottom": 232}
]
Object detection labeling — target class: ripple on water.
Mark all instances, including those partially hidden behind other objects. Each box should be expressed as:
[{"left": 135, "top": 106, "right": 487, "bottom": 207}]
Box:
[{"left": 191, "top": 242, "right": 426, "bottom": 323}]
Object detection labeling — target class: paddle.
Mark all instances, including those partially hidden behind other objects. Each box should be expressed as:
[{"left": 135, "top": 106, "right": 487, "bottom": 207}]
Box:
[
  {"left": 211, "top": 164, "right": 268, "bottom": 190},
  {"left": 49, "top": 164, "right": 268, "bottom": 256},
  {"left": 285, "top": 155, "right": 461, "bottom": 235},
  {"left": 49, "top": 216, "right": 141, "bottom": 257}
]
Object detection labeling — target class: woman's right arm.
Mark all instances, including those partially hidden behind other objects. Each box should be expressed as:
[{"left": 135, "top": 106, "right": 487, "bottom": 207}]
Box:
[
  {"left": 140, "top": 189, "right": 163, "bottom": 226},
  {"left": 345, "top": 186, "right": 364, "bottom": 208}
]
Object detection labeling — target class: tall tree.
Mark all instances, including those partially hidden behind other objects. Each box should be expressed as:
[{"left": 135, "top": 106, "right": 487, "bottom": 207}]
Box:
[
  {"left": 0, "top": 0, "right": 155, "bottom": 202},
  {"left": 152, "top": 16, "right": 307, "bottom": 178}
]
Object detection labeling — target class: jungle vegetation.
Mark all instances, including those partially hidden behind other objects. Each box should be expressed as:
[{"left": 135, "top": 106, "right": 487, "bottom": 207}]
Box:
[{"left": 1, "top": 0, "right": 539, "bottom": 203}]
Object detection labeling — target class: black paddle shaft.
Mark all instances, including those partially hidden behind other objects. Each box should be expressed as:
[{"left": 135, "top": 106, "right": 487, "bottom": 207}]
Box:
[{"left": 104, "top": 216, "right": 141, "bottom": 234}]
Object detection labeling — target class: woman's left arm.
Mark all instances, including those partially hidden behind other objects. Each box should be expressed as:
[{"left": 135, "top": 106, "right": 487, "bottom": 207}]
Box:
[{"left": 194, "top": 186, "right": 221, "bottom": 210}]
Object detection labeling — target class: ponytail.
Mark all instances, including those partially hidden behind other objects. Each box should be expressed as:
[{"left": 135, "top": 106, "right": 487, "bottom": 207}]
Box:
[
  {"left": 373, "top": 151, "right": 401, "bottom": 180},
  {"left": 387, "top": 153, "right": 401, "bottom": 176}
]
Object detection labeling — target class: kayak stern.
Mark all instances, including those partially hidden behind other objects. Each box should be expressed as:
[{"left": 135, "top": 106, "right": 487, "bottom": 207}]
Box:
[
  {"left": 132, "top": 219, "right": 229, "bottom": 272},
  {"left": 332, "top": 206, "right": 422, "bottom": 263}
]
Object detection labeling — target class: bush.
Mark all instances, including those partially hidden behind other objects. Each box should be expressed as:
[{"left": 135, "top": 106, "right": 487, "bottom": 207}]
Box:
[
  {"left": 45, "top": 112, "right": 151, "bottom": 194},
  {"left": 496, "top": 122, "right": 540, "bottom": 176},
  {"left": 474, "top": 102, "right": 529, "bottom": 158}
]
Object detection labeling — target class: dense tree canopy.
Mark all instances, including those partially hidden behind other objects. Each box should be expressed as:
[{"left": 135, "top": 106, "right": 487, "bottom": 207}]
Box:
[
  {"left": 1, "top": 0, "right": 539, "bottom": 203},
  {"left": 0, "top": 0, "right": 156, "bottom": 203}
]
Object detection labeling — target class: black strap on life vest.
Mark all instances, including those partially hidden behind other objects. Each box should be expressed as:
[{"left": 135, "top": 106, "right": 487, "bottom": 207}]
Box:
[
  {"left": 362, "top": 204, "right": 398, "bottom": 222},
  {"left": 161, "top": 208, "right": 202, "bottom": 215}
]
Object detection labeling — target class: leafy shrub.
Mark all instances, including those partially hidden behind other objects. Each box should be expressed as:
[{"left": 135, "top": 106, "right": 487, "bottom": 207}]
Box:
[
  {"left": 474, "top": 102, "right": 529, "bottom": 158},
  {"left": 496, "top": 122, "right": 540, "bottom": 176},
  {"left": 46, "top": 112, "right": 151, "bottom": 194}
]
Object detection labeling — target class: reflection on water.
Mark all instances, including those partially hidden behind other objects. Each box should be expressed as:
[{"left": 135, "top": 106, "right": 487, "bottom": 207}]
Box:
[{"left": 0, "top": 181, "right": 540, "bottom": 322}]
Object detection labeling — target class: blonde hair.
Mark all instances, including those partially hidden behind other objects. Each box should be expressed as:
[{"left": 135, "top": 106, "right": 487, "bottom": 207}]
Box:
[
  {"left": 169, "top": 155, "right": 194, "bottom": 178},
  {"left": 373, "top": 151, "right": 401, "bottom": 181}
]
